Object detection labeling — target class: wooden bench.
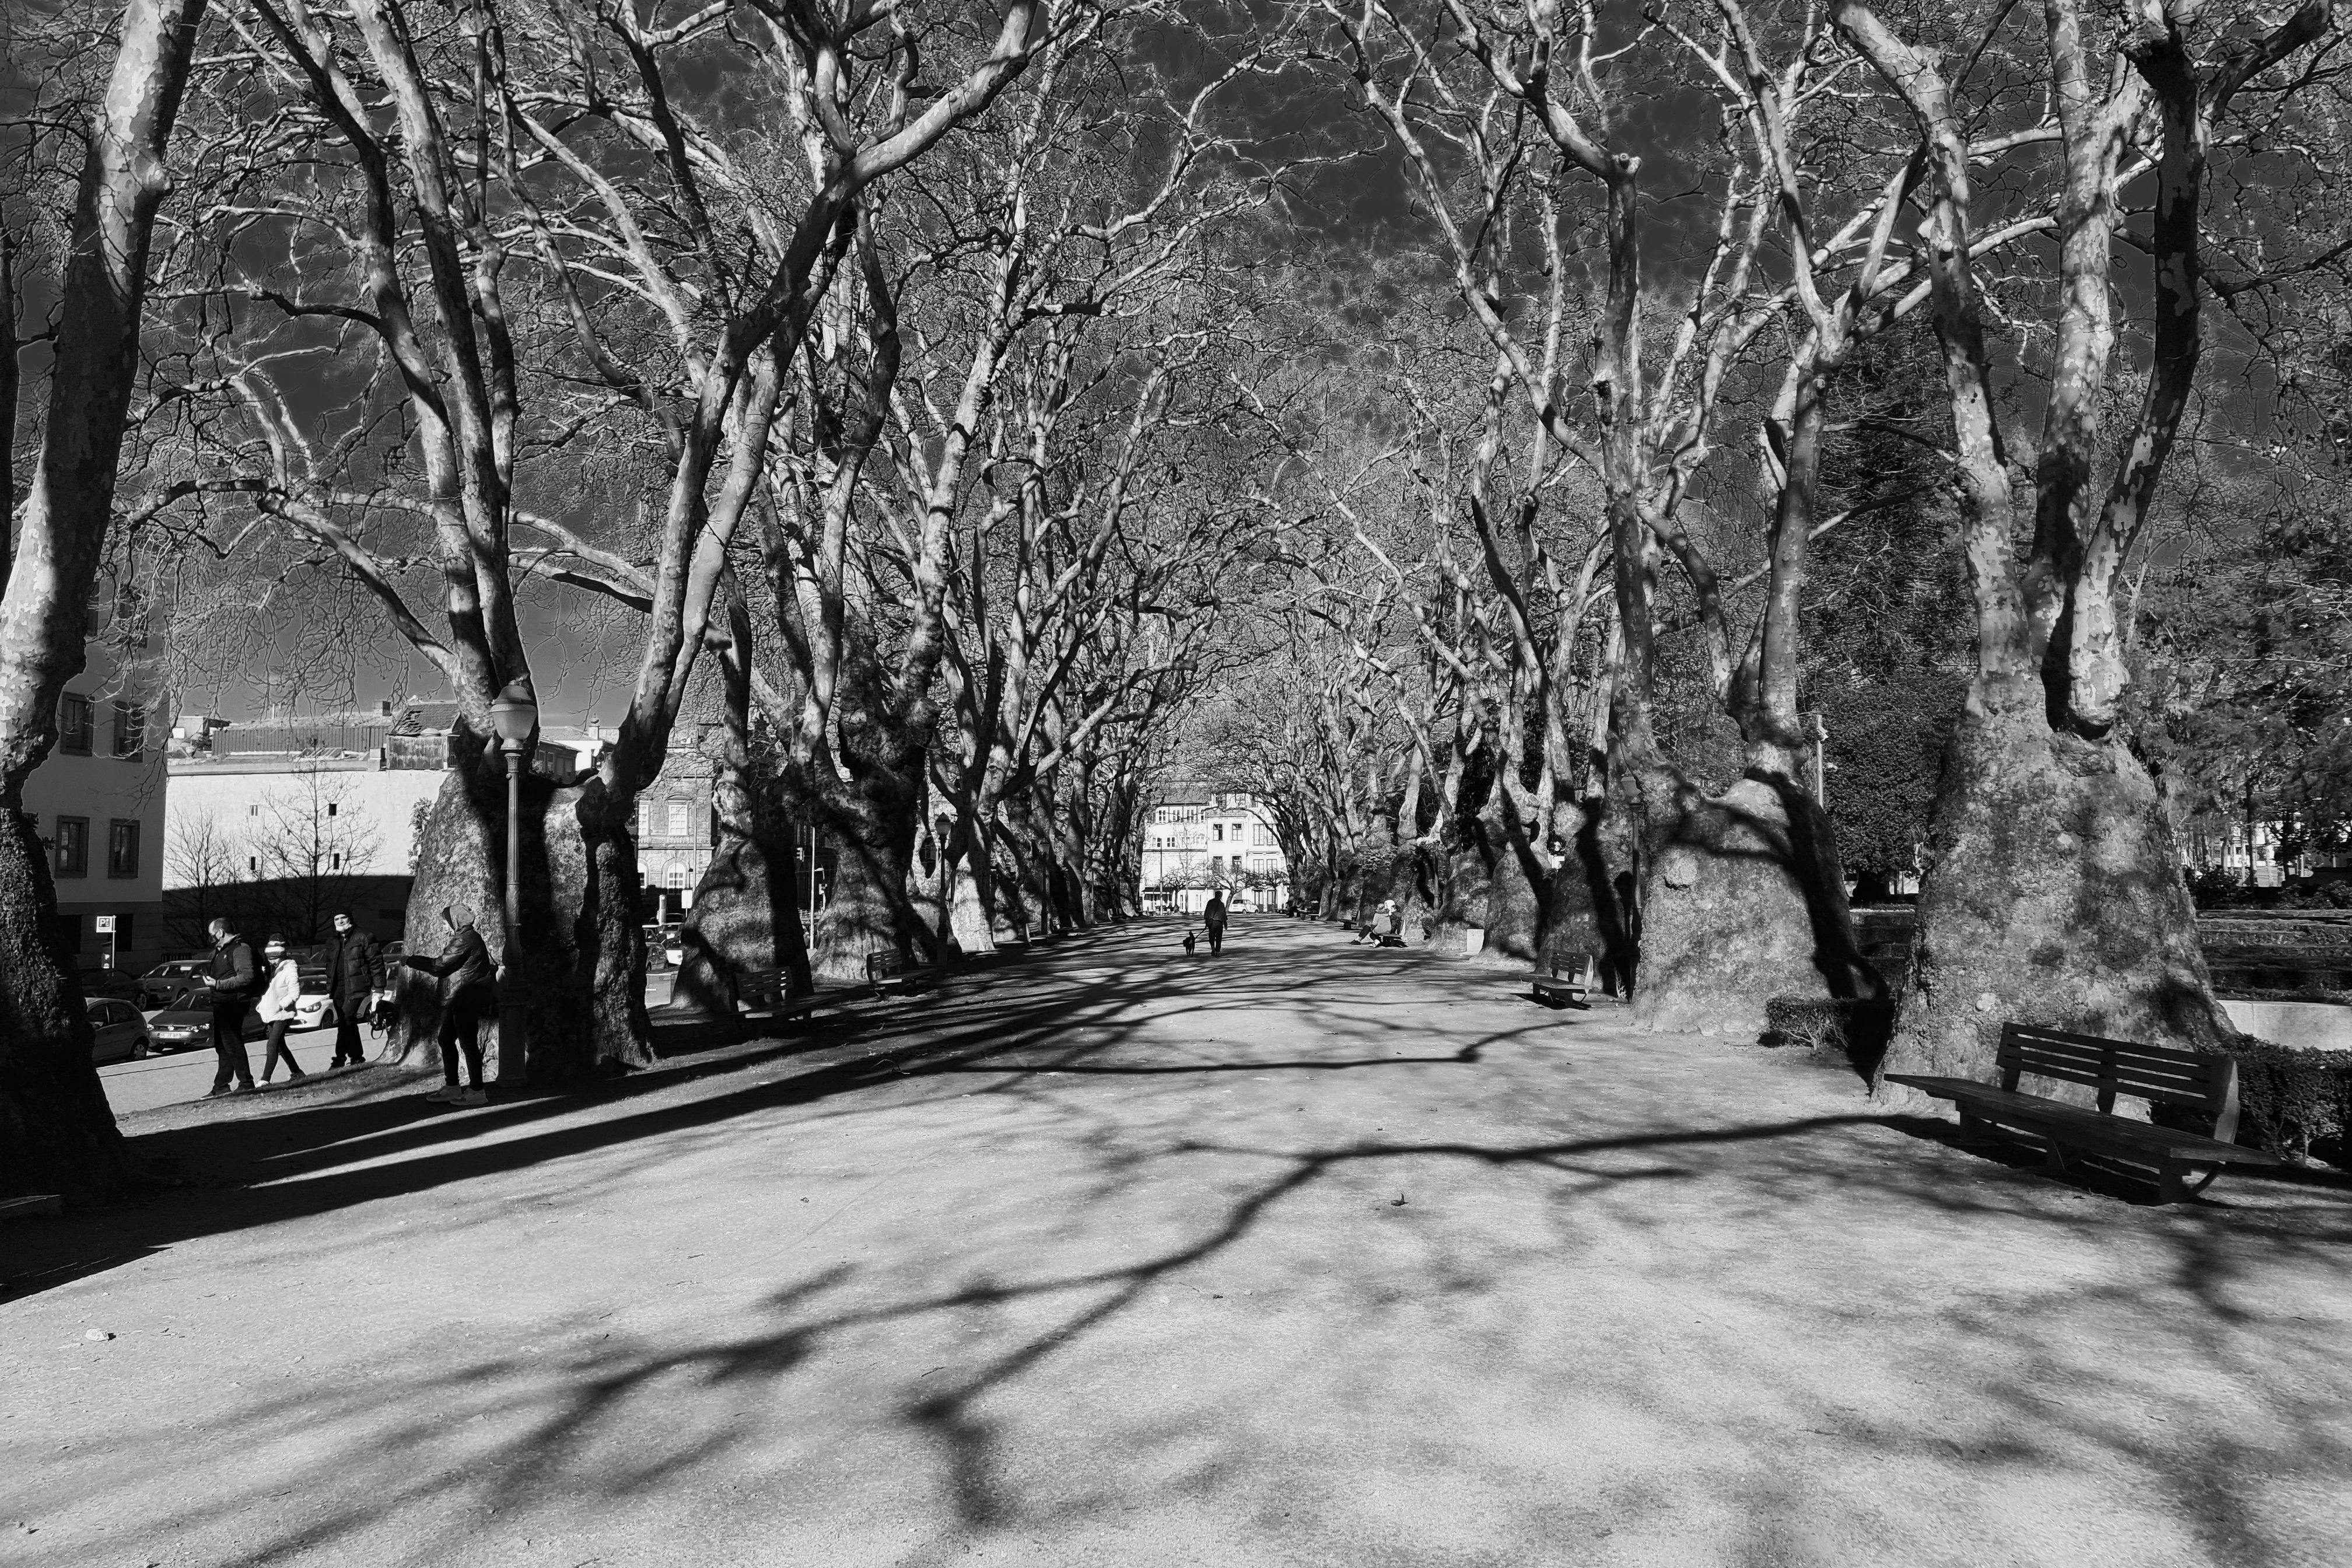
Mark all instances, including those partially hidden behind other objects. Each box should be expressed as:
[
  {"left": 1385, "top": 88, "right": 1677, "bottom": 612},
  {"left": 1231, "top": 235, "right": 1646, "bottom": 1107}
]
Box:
[
  {"left": 1888, "top": 1022, "right": 2283, "bottom": 1203},
  {"left": 864, "top": 950, "right": 940, "bottom": 1003},
  {"left": 1531, "top": 964, "right": 1590, "bottom": 1009}
]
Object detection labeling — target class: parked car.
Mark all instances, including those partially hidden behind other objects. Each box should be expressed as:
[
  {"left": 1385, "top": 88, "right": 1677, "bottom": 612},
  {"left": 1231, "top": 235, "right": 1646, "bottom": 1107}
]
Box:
[
  {"left": 292, "top": 969, "right": 337, "bottom": 1031},
  {"left": 88, "top": 998, "right": 152, "bottom": 1064},
  {"left": 138, "top": 957, "right": 210, "bottom": 1006},
  {"left": 142, "top": 988, "right": 263, "bottom": 1052},
  {"left": 642, "top": 924, "right": 685, "bottom": 970},
  {"left": 78, "top": 967, "right": 147, "bottom": 1004}
]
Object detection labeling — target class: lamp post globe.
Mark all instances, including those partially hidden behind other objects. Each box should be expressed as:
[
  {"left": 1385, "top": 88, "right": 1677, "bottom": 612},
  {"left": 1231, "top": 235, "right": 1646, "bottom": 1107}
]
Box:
[{"left": 490, "top": 681, "right": 538, "bottom": 749}]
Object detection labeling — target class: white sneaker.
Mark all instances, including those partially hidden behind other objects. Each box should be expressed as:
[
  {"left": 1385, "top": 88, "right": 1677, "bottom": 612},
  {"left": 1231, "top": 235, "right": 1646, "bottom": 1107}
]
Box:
[
  {"left": 425, "top": 1086, "right": 461, "bottom": 1103},
  {"left": 452, "top": 1088, "right": 487, "bottom": 1107}
]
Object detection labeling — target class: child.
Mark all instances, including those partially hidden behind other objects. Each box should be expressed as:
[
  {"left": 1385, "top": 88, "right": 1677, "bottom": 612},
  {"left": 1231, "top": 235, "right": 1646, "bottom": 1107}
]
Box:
[{"left": 255, "top": 938, "right": 309, "bottom": 1084}]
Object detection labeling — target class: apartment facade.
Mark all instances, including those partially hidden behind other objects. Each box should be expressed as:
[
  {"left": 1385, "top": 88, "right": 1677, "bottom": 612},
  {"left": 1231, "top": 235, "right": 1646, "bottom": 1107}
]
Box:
[
  {"left": 1140, "top": 787, "right": 1287, "bottom": 912},
  {"left": 23, "top": 651, "right": 168, "bottom": 974}
]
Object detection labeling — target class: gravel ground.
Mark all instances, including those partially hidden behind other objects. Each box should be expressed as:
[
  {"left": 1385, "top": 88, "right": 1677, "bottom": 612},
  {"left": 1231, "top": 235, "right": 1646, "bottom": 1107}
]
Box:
[{"left": 6, "top": 917, "right": 2350, "bottom": 1568}]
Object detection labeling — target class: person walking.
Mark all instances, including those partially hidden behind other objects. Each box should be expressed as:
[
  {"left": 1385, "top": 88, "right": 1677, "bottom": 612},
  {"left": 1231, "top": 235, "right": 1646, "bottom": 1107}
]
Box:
[
  {"left": 255, "top": 937, "right": 309, "bottom": 1085},
  {"left": 324, "top": 912, "right": 381, "bottom": 1069},
  {"left": 198, "top": 918, "right": 260, "bottom": 1097},
  {"left": 403, "top": 904, "right": 495, "bottom": 1106},
  {"left": 1203, "top": 891, "right": 1228, "bottom": 957}
]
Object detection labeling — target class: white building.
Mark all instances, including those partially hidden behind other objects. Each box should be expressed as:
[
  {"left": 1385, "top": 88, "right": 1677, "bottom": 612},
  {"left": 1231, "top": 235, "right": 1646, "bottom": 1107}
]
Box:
[
  {"left": 1140, "top": 788, "right": 1287, "bottom": 912},
  {"left": 24, "top": 638, "right": 167, "bottom": 974},
  {"left": 164, "top": 704, "right": 578, "bottom": 949}
]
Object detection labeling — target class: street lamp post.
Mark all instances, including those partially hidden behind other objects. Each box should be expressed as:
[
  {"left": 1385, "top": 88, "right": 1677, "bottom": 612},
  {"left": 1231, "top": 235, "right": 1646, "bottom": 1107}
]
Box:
[{"left": 488, "top": 679, "right": 538, "bottom": 1088}]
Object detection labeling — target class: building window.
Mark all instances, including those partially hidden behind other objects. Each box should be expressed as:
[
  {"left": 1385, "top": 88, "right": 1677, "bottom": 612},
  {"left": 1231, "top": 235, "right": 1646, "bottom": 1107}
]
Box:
[
  {"left": 666, "top": 799, "right": 691, "bottom": 836},
  {"left": 665, "top": 864, "right": 688, "bottom": 889},
  {"left": 55, "top": 816, "right": 89, "bottom": 877},
  {"left": 1212, "top": 824, "right": 1224, "bottom": 842},
  {"left": 326, "top": 802, "right": 338, "bottom": 817},
  {"left": 111, "top": 701, "right": 145, "bottom": 758},
  {"left": 58, "top": 694, "right": 93, "bottom": 755},
  {"left": 330, "top": 852, "right": 344, "bottom": 871},
  {"left": 250, "top": 803, "right": 261, "bottom": 816},
  {"left": 249, "top": 855, "right": 260, "bottom": 874},
  {"left": 107, "top": 820, "right": 141, "bottom": 878}
]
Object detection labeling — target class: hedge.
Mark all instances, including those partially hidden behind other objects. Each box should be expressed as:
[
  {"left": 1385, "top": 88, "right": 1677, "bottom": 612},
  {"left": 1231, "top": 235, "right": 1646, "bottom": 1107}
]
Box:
[
  {"left": 2206, "top": 1038, "right": 2352, "bottom": 1164},
  {"left": 1760, "top": 996, "right": 1895, "bottom": 1075}
]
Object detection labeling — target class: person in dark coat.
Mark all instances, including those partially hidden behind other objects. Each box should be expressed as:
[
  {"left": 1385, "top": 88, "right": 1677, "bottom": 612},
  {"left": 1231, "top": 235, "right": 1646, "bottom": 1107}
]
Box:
[
  {"left": 1203, "top": 892, "right": 1228, "bottom": 957},
  {"left": 198, "top": 918, "right": 260, "bottom": 1097},
  {"left": 324, "top": 912, "right": 382, "bottom": 1069},
  {"left": 402, "top": 903, "right": 496, "bottom": 1105}
]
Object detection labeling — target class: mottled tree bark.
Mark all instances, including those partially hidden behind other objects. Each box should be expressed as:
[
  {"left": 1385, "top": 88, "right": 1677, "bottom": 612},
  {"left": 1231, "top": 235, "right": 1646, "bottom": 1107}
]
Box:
[{"left": 0, "top": 0, "right": 208, "bottom": 1205}]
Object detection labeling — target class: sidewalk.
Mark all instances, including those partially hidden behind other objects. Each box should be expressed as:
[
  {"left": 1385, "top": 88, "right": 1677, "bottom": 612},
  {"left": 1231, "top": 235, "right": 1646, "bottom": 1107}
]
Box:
[{"left": 8, "top": 919, "right": 2350, "bottom": 1567}]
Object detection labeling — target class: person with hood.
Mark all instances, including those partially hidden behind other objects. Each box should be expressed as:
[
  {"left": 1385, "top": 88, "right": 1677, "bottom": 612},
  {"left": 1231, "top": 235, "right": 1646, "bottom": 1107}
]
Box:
[
  {"left": 198, "top": 917, "right": 260, "bottom": 1097},
  {"left": 402, "top": 903, "right": 496, "bottom": 1105},
  {"left": 324, "top": 912, "right": 381, "bottom": 1069},
  {"left": 254, "top": 937, "right": 310, "bottom": 1084},
  {"left": 1203, "top": 891, "right": 1228, "bottom": 957}
]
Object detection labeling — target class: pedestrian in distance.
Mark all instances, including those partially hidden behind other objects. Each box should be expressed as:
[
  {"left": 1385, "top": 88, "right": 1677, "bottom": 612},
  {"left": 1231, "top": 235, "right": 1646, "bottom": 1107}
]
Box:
[
  {"left": 1203, "top": 891, "right": 1228, "bottom": 957},
  {"left": 255, "top": 937, "right": 309, "bottom": 1085},
  {"left": 197, "top": 918, "right": 261, "bottom": 1097},
  {"left": 402, "top": 903, "right": 495, "bottom": 1106},
  {"left": 324, "top": 912, "right": 381, "bottom": 1069}
]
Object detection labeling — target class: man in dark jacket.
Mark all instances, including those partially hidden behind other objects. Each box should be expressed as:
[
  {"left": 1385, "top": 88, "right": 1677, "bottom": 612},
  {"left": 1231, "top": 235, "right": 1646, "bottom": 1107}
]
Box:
[
  {"left": 198, "top": 918, "right": 259, "bottom": 1097},
  {"left": 324, "top": 912, "right": 381, "bottom": 1070},
  {"left": 403, "top": 903, "right": 496, "bottom": 1105},
  {"left": 1203, "top": 892, "right": 1228, "bottom": 957}
]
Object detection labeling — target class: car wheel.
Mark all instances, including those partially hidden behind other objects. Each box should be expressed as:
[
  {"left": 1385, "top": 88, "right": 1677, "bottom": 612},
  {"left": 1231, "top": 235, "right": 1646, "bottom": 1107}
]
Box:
[{"left": 132, "top": 1041, "right": 149, "bottom": 1060}]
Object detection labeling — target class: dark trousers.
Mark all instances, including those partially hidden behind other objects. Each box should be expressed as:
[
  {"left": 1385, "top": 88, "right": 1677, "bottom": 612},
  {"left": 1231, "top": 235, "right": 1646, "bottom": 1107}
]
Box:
[
  {"left": 1206, "top": 923, "right": 1224, "bottom": 956},
  {"left": 209, "top": 1006, "right": 254, "bottom": 1091},
  {"left": 259, "top": 1017, "right": 306, "bottom": 1081},
  {"left": 440, "top": 993, "right": 489, "bottom": 1087},
  {"left": 330, "top": 1006, "right": 367, "bottom": 1066}
]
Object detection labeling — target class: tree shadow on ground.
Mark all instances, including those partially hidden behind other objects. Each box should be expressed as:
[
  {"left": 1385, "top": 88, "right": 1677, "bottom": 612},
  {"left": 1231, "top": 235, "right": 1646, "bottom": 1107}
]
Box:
[
  {"left": 2, "top": 922, "right": 1532, "bottom": 1301},
  {"left": 22, "top": 1082, "right": 2352, "bottom": 1568},
  {"left": 15, "top": 916, "right": 2352, "bottom": 1567}
]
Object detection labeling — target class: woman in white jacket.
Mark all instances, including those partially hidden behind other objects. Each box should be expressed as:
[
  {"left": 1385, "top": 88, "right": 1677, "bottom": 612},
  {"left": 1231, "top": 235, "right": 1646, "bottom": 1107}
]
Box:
[{"left": 256, "top": 937, "right": 309, "bottom": 1085}]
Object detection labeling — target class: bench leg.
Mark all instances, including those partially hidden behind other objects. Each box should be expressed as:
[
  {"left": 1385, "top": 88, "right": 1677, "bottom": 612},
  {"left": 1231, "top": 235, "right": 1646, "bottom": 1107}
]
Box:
[{"left": 2158, "top": 1163, "right": 2192, "bottom": 1205}]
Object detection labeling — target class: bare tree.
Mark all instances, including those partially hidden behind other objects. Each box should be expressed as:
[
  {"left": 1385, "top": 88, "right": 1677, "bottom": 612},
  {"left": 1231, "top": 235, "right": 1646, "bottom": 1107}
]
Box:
[
  {"left": 243, "top": 764, "right": 384, "bottom": 944},
  {"left": 1, "top": 0, "right": 208, "bottom": 1204}
]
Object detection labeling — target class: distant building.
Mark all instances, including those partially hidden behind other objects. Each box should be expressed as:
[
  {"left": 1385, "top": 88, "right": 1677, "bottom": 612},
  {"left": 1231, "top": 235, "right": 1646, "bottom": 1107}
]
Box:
[
  {"left": 1140, "top": 786, "right": 1287, "bottom": 912},
  {"left": 23, "top": 629, "right": 167, "bottom": 974},
  {"left": 164, "top": 702, "right": 579, "bottom": 949}
]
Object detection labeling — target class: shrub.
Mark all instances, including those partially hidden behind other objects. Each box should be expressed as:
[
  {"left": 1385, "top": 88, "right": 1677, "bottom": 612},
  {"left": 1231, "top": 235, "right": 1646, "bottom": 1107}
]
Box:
[
  {"left": 1762, "top": 996, "right": 1895, "bottom": 1073},
  {"left": 2205, "top": 1038, "right": 2352, "bottom": 1164}
]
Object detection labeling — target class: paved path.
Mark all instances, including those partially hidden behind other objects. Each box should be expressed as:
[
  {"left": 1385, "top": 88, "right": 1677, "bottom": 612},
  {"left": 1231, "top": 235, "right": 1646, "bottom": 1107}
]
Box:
[{"left": 7, "top": 919, "right": 2350, "bottom": 1567}]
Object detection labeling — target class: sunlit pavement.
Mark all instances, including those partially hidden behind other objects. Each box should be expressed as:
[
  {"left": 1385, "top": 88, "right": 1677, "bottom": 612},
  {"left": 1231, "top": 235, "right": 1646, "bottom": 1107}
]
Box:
[
  {"left": 97, "top": 1026, "right": 346, "bottom": 1116},
  {"left": 98, "top": 974, "right": 680, "bottom": 1118},
  {"left": 9, "top": 918, "right": 2352, "bottom": 1567}
]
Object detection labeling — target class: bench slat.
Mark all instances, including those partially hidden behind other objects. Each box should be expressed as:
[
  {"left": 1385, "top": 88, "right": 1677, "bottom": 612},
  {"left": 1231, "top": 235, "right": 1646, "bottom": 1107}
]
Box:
[
  {"left": 2004, "top": 1024, "right": 2211, "bottom": 1066},
  {"left": 2003, "top": 1038, "right": 2216, "bottom": 1085}
]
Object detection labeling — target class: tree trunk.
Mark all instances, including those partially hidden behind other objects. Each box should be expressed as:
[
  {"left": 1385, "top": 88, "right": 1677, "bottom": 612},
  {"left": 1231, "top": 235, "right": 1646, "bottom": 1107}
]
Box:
[
  {"left": 397, "top": 761, "right": 649, "bottom": 1083},
  {"left": 0, "top": 811, "right": 123, "bottom": 1203},
  {"left": 810, "top": 823, "right": 914, "bottom": 979},
  {"left": 0, "top": 0, "right": 208, "bottom": 1205},
  {"left": 1540, "top": 789, "right": 1640, "bottom": 992},
  {"left": 677, "top": 754, "right": 815, "bottom": 1015},
  {"left": 1630, "top": 762, "right": 1881, "bottom": 1038},
  {"left": 1880, "top": 705, "right": 2232, "bottom": 1094}
]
